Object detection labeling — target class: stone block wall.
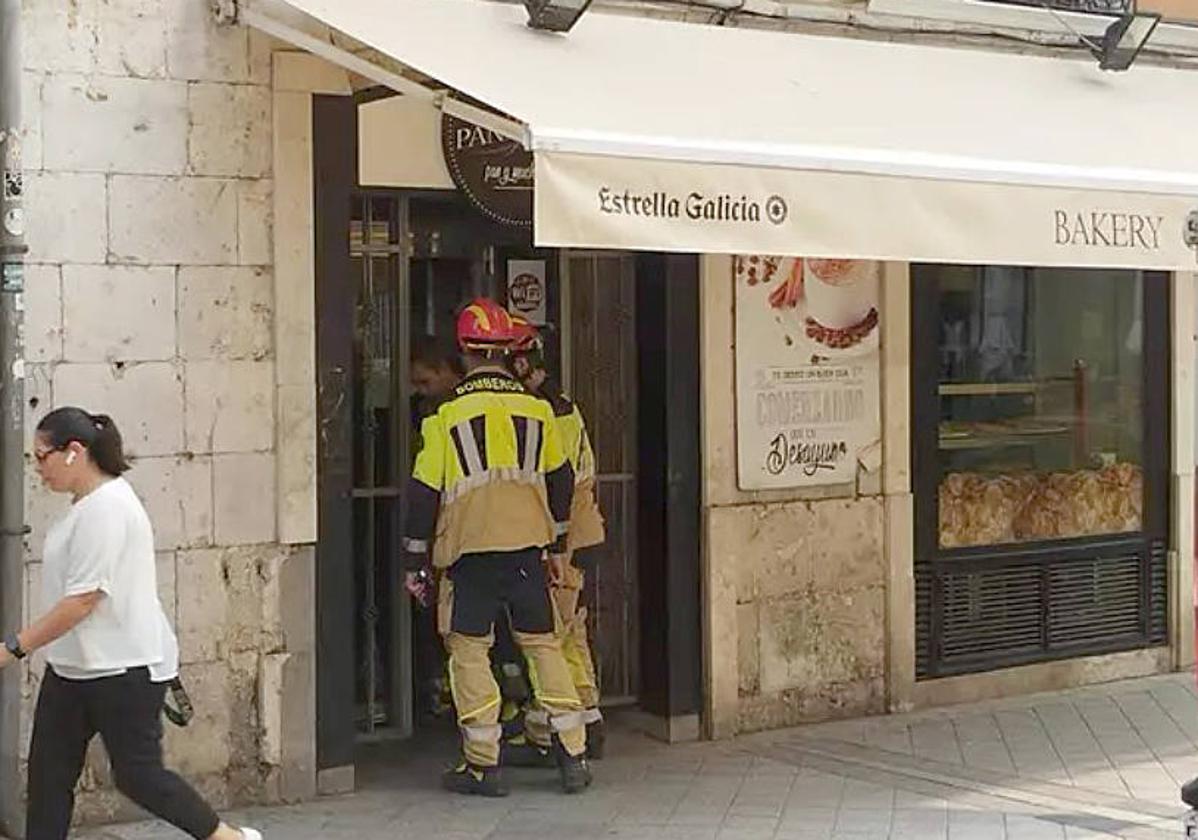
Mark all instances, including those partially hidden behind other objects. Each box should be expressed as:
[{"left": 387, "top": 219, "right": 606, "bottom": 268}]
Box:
[
  {"left": 710, "top": 498, "right": 888, "bottom": 733},
  {"left": 16, "top": 0, "right": 314, "bottom": 823}
]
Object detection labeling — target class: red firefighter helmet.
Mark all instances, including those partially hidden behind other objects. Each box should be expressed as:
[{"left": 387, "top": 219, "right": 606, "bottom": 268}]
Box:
[
  {"left": 509, "top": 315, "right": 543, "bottom": 354},
  {"left": 456, "top": 298, "right": 517, "bottom": 352}
]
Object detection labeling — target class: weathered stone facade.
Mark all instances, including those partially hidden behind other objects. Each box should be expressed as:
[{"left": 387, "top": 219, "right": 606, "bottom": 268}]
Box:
[
  {"left": 15, "top": 0, "right": 315, "bottom": 824},
  {"left": 8, "top": 0, "right": 1198, "bottom": 831},
  {"left": 723, "top": 498, "right": 887, "bottom": 733}
]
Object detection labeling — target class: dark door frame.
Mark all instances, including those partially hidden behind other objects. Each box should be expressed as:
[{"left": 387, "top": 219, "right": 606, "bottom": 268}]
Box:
[
  {"left": 635, "top": 254, "right": 704, "bottom": 722},
  {"left": 313, "top": 93, "right": 358, "bottom": 772},
  {"left": 313, "top": 96, "right": 428, "bottom": 769}
]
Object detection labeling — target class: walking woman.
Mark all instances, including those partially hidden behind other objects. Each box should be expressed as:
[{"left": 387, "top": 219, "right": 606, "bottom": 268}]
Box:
[{"left": 0, "top": 408, "right": 261, "bottom": 840}]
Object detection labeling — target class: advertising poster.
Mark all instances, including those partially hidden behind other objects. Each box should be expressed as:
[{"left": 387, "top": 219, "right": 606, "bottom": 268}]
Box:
[{"left": 734, "top": 256, "right": 882, "bottom": 489}]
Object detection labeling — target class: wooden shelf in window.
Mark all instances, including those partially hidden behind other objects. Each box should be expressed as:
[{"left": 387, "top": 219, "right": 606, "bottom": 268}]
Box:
[
  {"left": 939, "top": 427, "right": 1071, "bottom": 451},
  {"left": 939, "top": 382, "right": 1040, "bottom": 397}
]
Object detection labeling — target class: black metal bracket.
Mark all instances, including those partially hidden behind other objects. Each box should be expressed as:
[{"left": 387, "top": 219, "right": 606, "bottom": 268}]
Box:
[
  {"left": 212, "top": 0, "right": 239, "bottom": 26},
  {"left": 1184, "top": 210, "right": 1198, "bottom": 251}
]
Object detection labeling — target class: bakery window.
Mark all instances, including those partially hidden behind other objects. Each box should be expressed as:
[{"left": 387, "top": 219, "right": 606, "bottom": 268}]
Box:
[{"left": 911, "top": 266, "right": 1169, "bottom": 679}]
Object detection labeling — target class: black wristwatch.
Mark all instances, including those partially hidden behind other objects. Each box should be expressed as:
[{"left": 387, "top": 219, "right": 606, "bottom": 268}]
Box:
[{"left": 4, "top": 633, "right": 26, "bottom": 660}]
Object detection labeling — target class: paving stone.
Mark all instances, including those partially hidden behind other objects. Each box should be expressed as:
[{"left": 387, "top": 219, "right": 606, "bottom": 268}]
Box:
[
  {"left": 1005, "top": 815, "right": 1067, "bottom": 840},
  {"left": 912, "top": 718, "right": 965, "bottom": 766},
  {"left": 77, "top": 674, "right": 1198, "bottom": 840},
  {"left": 949, "top": 810, "right": 1006, "bottom": 840}
]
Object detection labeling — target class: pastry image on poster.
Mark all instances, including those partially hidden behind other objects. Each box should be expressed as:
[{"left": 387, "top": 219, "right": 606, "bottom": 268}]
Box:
[{"left": 734, "top": 255, "right": 882, "bottom": 490}]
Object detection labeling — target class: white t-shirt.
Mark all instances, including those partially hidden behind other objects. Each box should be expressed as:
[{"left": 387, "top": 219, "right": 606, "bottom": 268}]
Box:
[{"left": 41, "top": 477, "right": 179, "bottom": 683}]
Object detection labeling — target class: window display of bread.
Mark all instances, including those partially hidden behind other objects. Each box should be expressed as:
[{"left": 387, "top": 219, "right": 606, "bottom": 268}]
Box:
[
  {"left": 939, "top": 463, "right": 1142, "bottom": 548},
  {"left": 1013, "top": 463, "right": 1142, "bottom": 541},
  {"left": 939, "top": 472, "right": 1039, "bottom": 548}
]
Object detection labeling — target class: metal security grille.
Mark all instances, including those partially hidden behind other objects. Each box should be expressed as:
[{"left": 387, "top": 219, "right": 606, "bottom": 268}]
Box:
[
  {"left": 348, "top": 195, "right": 408, "bottom": 735},
  {"left": 916, "top": 538, "right": 1168, "bottom": 678},
  {"left": 564, "top": 252, "right": 640, "bottom": 704}
]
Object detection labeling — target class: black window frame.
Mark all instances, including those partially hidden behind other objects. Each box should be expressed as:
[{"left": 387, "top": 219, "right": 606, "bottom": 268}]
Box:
[{"left": 911, "top": 266, "right": 1171, "bottom": 680}]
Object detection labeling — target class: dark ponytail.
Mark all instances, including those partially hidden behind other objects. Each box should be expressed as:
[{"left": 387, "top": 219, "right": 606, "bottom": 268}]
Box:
[
  {"left": 36, "top": 407, "right": 131, "bottom": 477},
  {"left": 412, "top": 333, "right": 465, "bottom": 376}
]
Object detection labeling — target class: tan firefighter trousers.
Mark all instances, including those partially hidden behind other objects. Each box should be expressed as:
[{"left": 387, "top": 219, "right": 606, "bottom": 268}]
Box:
[
  {"left": 439, "top": 550, "right": 585, "bottom": 767},
  {"left": 525, "top": 563, "right": 601, "bottom": 747}
]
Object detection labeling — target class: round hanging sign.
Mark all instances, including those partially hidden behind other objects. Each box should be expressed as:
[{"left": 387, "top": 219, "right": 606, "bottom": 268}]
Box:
[{"left": 441, "top": 113, "right": 533, "bottom": 228}]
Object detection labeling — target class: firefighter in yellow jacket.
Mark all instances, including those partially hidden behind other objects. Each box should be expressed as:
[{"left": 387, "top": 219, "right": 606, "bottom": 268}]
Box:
[
  {"left": 403, "top": 298, "right": 591, "bottom": 797},
  {"left": 504, "top": 316, "right": 607, "bottom": 764}
]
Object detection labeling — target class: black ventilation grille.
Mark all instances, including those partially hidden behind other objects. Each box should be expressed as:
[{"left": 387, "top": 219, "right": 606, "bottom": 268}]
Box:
[
  {"left": 1149, "top": 539, "right": 1169, "bottom": 644},
  {"left": 917, "top": 537, "right": 1168, "bottom": 679}
]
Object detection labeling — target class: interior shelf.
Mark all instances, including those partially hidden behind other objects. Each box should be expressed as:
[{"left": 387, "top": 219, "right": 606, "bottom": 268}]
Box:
[
  {"left": 938, "top": 379, "right": 1079, "bottom": 397},
  {"left": 939, "top": 427, "right": 1071, "bottom": 451}
]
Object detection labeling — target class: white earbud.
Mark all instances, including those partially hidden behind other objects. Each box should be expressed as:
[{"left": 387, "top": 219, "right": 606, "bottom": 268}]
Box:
[{"left": 65, "top": 451, "right": 76, "bottom": 466}]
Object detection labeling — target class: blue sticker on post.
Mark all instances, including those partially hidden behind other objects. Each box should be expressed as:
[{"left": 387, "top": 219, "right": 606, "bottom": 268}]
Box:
[{"left": 2, "top": 263, "right": 24, "bottom": 293}]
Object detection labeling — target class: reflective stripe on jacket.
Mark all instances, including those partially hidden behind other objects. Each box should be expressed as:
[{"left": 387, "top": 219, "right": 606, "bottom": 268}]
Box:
[{"left": 404, "top": 369, "right": 574, "bottom": 567}]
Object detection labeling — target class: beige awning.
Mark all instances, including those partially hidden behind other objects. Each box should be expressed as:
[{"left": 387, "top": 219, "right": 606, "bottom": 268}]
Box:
[{"left": 249, "top": 0, "right": 1198, "bottom": 270}]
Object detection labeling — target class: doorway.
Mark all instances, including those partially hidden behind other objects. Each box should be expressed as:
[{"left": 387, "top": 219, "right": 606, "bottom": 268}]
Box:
[
  {"left": 326, "top": 186, "right": 645, "bottom": 742},
  {"left": 312, "top": 92, "right": 702, "bottom": 777}
]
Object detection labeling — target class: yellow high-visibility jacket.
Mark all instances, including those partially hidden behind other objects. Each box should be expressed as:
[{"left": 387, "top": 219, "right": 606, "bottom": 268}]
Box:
[
  {"left": 545, "top": 392, "right": 605, "bottom": 553},
  {"left": 404, "top": 369, "right": 574, "bottom": 568}
]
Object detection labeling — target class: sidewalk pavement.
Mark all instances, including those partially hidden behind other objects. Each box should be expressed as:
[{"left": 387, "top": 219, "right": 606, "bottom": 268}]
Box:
[{"left": 74, "top": 672, "right": 1198, "bottom": 840}]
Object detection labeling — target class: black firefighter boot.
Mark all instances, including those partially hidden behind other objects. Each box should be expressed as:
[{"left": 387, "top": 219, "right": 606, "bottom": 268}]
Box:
[
  {"left": 554, "top": 737, "right": 593, "bottom": 794},
  {"left": 501, "top": 733, "right": 556, "bottom": 768},
  {"left": 442, "top": 762, "right": 510, "bottom": 797},
  {"left": 586, "top": 716, "right": 606, "bottom": 760}
]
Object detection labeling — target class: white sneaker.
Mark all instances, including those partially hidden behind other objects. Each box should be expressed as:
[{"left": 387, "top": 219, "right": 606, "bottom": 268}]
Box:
[{"left": 240, "top": 830, "right": 263, "bottom": 840}]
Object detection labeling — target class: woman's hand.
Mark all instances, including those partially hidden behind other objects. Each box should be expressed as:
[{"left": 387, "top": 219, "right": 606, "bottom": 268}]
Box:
[{"left": 0, "top": 648, "right": 12, "bottom": 670}]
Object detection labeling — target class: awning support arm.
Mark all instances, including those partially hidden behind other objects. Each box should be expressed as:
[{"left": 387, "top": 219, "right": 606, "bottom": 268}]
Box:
[{"left": 240, "top": 6, "right": 530, "bottom": 145}]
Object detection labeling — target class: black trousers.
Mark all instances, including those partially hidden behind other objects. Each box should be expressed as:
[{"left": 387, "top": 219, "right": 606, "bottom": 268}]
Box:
[
  {"left": 447, "top": 549, "right": 555, "bottom": 637},
  {"left": 26, "top": 667, "right": 220, "bottom": 840}
]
